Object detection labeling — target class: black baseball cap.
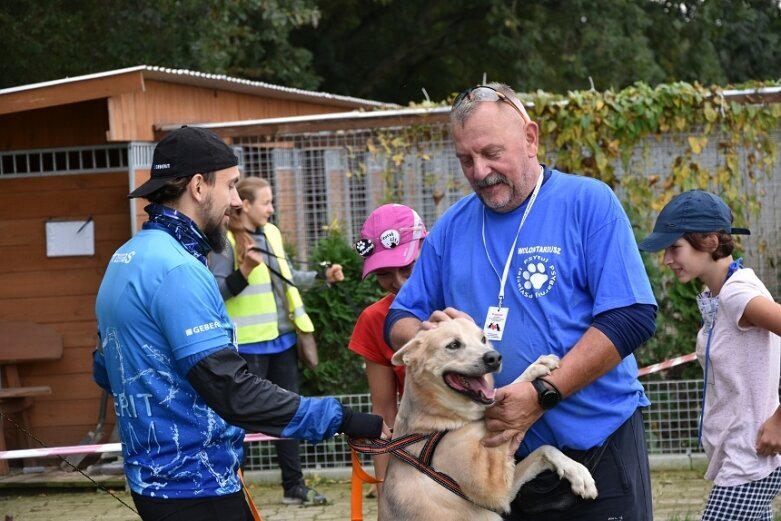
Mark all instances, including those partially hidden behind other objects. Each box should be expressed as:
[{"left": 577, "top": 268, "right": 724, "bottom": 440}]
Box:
[
  {"left": 129, "top": 126, "right": 239, "bottom": 199},
  {"left": 638, "top": 190, "right": 750, "bottom": 252}
]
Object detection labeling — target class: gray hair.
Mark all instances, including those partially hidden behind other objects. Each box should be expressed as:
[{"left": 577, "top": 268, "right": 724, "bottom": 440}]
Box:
[{"left": 449, "top": 82, "right": 524, "bottom": 126}]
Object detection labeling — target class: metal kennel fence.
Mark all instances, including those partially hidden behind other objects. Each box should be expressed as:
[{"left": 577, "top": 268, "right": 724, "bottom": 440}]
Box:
[{"left": 243, "top": 378, "right": 706, "bottom": 472}]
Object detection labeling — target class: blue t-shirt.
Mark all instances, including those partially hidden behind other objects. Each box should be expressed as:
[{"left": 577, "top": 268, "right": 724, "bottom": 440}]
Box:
[
  {"left": 94, "top": 229, "right": 244, "bottom": 498},
  {"left": 392, "top": 168, "right": 656, "bottom": 454}
]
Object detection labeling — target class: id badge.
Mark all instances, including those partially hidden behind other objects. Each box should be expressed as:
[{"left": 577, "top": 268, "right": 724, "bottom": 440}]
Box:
[{"left": 483, "top": 306, "right": 509, "bottom": 341}]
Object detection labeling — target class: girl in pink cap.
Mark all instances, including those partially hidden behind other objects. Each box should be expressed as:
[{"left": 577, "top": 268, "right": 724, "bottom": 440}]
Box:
[{"left": 348, "top": 203, "right": 427, "bottom": 504}]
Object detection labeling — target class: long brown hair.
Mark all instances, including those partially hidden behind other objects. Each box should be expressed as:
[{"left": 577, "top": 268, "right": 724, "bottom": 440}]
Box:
[{"left": 228, "top": 177, "right": 270, "bottom": 265}]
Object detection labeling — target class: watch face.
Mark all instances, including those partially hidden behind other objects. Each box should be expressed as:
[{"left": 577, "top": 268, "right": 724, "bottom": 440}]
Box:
[
  {"left": 541, "top": 390, "right": 560, "bottom": 409},
  {"left": 533, "top": 378, "right": 560, "bottom": 409}
]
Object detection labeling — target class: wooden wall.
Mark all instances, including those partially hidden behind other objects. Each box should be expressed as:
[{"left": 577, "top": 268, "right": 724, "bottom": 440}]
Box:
[
  {"left": 0, "top": 100, "right": 110, "bottom": 151},
  {"left": 0, "top": 172, "right": 130, "bottom": 450},
  {"left": 108, "top": 80, "right": 344, "bottom": 142},
  {"left": 1, "top": 78, "right": 365, "bottom": 152}
]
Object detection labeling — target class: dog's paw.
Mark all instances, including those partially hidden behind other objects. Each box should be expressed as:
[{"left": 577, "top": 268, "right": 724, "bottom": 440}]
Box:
[
  {"left": 514, "top": 355, "right": 560, "bottom": 383},
  {"left": 533, "top": 355, "right": 559, "bottom": 372},
  {"left": 558, "top": 461, "right": 598, "bottom": 500}
]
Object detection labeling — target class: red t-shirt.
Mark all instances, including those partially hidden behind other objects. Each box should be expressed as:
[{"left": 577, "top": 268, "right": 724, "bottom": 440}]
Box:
[{"left": 348, "top": 293, "right": 405, "bottom": 395}]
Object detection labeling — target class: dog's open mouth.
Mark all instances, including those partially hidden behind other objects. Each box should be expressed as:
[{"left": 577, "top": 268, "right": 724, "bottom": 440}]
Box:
[{"left": 443, "top": 372, "right": 496, "bottom": 405}]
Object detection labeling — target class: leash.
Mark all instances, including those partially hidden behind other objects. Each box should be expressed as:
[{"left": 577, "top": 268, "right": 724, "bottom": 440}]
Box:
[
  {"left": 349, "top": 448, "right": 383, "bottom": 521},
  {"left": 348, "top": 432, "right": 475, "bottom": 506},
  {"left": 2, "top": 413, "right": 274, "bottom": 519},
  {"left": 238, "top": 468, "right": 263, "bottom": 521},
  {"left": 0, "top": 412, "right": 139, "bottom": 516}
]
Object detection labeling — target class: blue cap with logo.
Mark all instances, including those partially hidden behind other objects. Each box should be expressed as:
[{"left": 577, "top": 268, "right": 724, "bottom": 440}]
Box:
[{"left": 638, "top": 190, "right": 750, "bottom": 252}]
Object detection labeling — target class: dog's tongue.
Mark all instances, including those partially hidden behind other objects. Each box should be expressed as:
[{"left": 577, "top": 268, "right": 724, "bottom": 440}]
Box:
[{"left": 445, "top": 373, "right": 496, "bottom": 402}]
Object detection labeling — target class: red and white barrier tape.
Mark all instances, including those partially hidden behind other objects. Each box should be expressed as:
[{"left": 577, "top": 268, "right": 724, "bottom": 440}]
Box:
[
  {"left": 1, "top": 354, "right": 699, "bottom": 461},
  {"left": 637, "top": 352, "right": 697, "bottom": 377},
  {"left": 0, "top": 432, "right": 278, "bottom": 461}
]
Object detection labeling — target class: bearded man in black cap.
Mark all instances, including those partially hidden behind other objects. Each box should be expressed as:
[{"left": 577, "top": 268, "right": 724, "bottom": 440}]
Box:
[{"left": 93, "top": 126, "right": 385, "bottom": 521}]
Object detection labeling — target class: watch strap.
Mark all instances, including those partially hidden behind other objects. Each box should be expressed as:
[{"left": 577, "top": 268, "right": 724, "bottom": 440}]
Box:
[
  {"left": 532, "top": 377, "right": 561, "bottom": 409},
  {"left": 538, "top": 377, "right": 561, "bottom": 396}
]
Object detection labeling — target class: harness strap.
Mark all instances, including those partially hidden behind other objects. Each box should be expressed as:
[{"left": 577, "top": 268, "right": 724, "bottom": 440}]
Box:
[
  {"left": 348, "top": 433, "right": 471, "bottom": 503},
  {"left": 419, "top": 430, "right": 447, "bottom": 466},
  {"left": 347, "top": 433, "right": 428, "bottom": 455}
]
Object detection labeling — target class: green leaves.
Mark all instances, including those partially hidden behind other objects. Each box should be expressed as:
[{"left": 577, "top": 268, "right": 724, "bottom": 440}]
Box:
[
  {"left": 298, "top": 230, "right": 385, "bottom": 396},
  {"left": 0, "top": 0, "right": 322, "bottom": 89}
]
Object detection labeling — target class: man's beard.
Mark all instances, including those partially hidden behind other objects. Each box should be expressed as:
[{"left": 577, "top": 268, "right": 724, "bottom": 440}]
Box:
[
  {"left": 201, "top": 196, "right": 229, "bottom": 253},
  {"left": 475, "top": 173, "right": 515, "bottom": 211}
]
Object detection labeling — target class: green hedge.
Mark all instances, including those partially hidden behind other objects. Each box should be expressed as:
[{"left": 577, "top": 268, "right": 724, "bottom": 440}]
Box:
[{"left": 298, "top": 231, "right": 386, "bottom": 396}]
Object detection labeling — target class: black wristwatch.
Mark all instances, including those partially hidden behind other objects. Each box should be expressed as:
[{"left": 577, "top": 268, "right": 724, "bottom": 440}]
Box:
[{"left": 531, "top": 378, "right": 562, "bottom": 410}]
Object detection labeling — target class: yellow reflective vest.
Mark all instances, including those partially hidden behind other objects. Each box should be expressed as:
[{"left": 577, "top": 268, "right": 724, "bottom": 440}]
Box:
[{"left": 225, "top": 224, "right": 314, "bottom": 345}]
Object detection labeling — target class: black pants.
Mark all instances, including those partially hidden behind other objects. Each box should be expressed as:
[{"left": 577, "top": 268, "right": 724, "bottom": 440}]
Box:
[
  {"left": 504, "top": 408, "right": 653, "bottom": 521},
  {"left": 242, "top": 346, "right": 304, "bottom": 493},
  {"left": 132, "top": 490, "right": 253, "bottom": 521}
]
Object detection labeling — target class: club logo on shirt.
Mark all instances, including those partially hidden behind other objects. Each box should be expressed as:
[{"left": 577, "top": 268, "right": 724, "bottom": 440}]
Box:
[{"left": 516, "top": 254, "right": 557, "bottom": 298}]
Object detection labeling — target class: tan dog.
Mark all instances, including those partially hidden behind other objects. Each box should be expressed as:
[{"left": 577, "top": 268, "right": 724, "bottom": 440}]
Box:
[{"left": 380, "top": 318, "right": 597, "bottom": 520}]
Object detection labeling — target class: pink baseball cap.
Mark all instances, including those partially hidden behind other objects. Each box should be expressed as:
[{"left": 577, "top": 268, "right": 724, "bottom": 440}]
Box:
[{"left": 355, "top": 204, "right": 427, "bottom": 279}]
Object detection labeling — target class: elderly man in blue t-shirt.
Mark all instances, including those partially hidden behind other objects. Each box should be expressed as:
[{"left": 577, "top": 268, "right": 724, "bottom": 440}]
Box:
[{"left": 386, "top": 84, "right": 657, "bottom": 521}]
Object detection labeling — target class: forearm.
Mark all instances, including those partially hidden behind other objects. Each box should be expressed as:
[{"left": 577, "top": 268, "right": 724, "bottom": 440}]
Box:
[
  {"left": 292, "top": 268, "right": 317, "bottom": 290},
  {"left": 543, "top": 327, "right": 622, "bottom": 398},
  {"left": 388, "top": 316, "right": 422, "bottom": 351},
  {"left": 187, "top": 348, "right": 301, "bottom": 436},
  {"left": 209, "top": 249, "right": 245, "bottom": 299},
  {"left": 483, "top": 327, "right": 621, "bottom": 447},
  {"left": 370, "top": 397, "right": 398, "bottom": 429},
  {"left": 188, "top": 348, "right": 383, "bottom": 441}
]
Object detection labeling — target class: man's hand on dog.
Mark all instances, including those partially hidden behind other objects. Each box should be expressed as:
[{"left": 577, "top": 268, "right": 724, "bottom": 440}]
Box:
[
  {"left": 482, "top": 381, "right": 543, "bottom": 449},
  {"left": 420, "top": 307, "right": 474, "bottom": 330}
]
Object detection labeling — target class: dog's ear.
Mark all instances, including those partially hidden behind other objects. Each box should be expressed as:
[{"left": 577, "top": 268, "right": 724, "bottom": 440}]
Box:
[{"left": 391, "top": 336, "right": 421, "bottom": 367}]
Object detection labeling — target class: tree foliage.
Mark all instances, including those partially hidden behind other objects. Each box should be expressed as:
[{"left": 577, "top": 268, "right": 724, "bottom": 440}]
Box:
[
  {"left": 0, "top": 0, "right": 321, "bottom": 89},
  {"left": 3, "top": 1, "right": 781, "bottom": 101},
  {"left": 293, "top": 0, "right": 781, "bottom": 103}
]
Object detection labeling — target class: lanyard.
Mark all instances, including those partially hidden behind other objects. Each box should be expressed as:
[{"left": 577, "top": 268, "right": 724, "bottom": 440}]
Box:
[{"left": 481, "top": 166, "right": 544, "bottom": 309}]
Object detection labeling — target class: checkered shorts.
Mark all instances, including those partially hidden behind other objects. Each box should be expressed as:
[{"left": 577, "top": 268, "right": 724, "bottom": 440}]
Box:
[{"left": 701, "top": 466, "right": 781, "bottom": 521}]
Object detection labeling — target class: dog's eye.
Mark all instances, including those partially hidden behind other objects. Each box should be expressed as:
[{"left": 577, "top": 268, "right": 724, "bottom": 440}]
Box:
[
  {"left": 446, "top": 340, "right": 462, "bottom": 350},
  {"left": 481, "top": 335, "right": 487, "bottom": 344}
]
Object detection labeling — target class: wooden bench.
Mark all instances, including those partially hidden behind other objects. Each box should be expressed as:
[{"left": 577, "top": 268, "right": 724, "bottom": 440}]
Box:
[{"left": 0, "top": 321, "right": 64, "bottom": 474}]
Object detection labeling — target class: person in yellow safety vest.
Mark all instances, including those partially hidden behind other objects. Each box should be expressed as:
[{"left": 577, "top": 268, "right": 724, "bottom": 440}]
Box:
[{"left": 209, "top": 176, "right": 344, "bottom": 506}]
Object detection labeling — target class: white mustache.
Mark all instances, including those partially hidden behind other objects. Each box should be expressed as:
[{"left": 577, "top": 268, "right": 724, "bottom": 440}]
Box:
[{"left": 476, "top": 173, "right": 507, "bottom": 188}]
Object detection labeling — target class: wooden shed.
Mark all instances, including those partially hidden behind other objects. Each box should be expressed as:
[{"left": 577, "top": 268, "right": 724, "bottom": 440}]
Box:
[{"left": 0, "top": 66, "right": 389, "bottom": 466}]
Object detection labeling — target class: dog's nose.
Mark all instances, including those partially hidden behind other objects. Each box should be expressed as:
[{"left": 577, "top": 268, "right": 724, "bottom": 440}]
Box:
[{"left": 483, "top": 351, "right": 502, "bottom": 370}]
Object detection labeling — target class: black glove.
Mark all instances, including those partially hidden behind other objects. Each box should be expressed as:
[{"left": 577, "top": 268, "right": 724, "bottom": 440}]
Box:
[{"left": 339, "top": 405, "right": 383, "bottom": 439}]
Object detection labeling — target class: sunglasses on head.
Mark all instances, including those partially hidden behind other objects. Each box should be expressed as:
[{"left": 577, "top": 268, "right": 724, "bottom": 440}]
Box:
[{"left": 452, "top": 85, "right": 530, "bottom": 124}]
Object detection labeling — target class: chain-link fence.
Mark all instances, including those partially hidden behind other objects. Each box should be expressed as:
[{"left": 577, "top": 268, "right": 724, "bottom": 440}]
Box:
[
  {"left": 243, "top": 379, "right": 706, "bottom": 472},
  {"left": 232, "top": 123, "right": 781, "bottom": 294}
]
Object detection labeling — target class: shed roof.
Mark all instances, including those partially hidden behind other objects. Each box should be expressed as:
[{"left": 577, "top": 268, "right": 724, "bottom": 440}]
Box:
[{"left": 0, "top": 65, "right": 393, "bottom": 116}]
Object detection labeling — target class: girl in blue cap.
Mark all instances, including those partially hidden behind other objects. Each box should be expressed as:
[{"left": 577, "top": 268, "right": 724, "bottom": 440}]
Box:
[{"left": 639, "top": 190, "right": 781, "bottom": 520}]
